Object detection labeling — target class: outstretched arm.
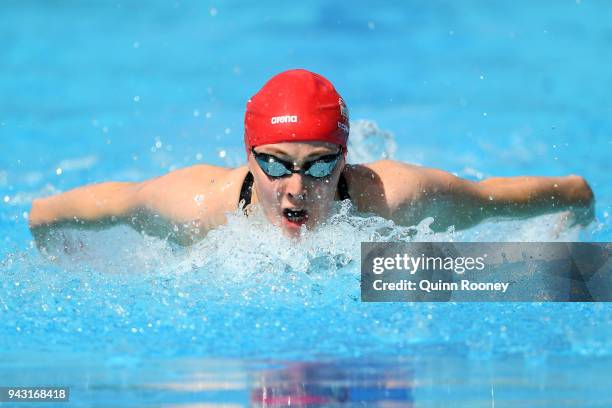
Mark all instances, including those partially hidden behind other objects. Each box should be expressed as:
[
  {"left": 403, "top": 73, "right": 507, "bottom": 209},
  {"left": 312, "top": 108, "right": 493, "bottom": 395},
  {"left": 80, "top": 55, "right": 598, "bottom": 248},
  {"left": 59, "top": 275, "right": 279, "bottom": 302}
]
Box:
[
  {"left": 28, "top": 165, "right": 241, "bottom": 251},
  {"left": 370, "top": 161, "right": 595, "bottom": 232},
  {"left": 475, "top": 174, "right": 594, "bottom": 225},
  {"left": 29, "top": 182, "right": 142, "bottom": 251}
]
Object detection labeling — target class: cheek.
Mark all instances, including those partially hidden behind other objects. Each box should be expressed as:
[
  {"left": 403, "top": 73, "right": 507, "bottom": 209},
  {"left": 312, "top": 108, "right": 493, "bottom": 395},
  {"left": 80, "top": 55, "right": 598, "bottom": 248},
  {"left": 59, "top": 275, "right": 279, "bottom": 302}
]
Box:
[
  {"left": 307, "top": 178, "right": 338, "bottom": 208},
  {"left": 257, "top": 181, "right": 282, "bottom": 206},
  {"left": 315, "top": 178, "right": 337, "bottom": 197}
]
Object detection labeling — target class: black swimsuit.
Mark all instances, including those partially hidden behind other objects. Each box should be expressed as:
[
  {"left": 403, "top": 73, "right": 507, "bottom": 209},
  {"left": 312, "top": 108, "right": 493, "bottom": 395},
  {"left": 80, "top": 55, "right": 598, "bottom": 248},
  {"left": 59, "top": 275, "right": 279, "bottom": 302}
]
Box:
[{"left": 238, "top": 171, "right": 351, "bottom": 210}]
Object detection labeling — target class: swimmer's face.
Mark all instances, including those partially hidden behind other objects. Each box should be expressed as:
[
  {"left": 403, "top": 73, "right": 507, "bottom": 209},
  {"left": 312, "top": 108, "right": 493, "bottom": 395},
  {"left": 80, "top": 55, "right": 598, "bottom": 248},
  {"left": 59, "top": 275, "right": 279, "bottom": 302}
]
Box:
[{"left": 247, "top": 141, "right": 346, "bottom": 238}]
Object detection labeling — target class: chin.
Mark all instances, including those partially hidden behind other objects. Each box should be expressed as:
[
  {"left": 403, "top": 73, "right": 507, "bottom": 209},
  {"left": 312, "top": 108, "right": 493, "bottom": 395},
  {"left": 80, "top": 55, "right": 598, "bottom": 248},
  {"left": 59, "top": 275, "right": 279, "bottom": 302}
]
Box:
[{"left": 281, "top": 228, "right": 302, "bottom": 239}]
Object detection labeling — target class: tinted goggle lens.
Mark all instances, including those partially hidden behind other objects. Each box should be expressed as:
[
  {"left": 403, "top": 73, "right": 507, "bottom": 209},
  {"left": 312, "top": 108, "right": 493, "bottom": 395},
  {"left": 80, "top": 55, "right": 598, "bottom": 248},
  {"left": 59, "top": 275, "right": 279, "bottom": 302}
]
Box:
[
  {"left": 257, "top": 157, "right": 292, "bottom": 177},
  {"left": 253, "top": 149, "right": 341, "bottom": 179},
  {"left": 304, "top": 158, "right": 339, "bottom": 178}
]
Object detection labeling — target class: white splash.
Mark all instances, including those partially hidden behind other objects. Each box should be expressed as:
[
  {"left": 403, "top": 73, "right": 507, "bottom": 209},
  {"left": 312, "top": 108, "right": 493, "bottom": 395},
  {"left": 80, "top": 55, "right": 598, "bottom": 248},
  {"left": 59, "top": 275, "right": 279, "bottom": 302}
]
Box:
[{"left": 347, "top": 120, "right": 398, "bottom": 163}]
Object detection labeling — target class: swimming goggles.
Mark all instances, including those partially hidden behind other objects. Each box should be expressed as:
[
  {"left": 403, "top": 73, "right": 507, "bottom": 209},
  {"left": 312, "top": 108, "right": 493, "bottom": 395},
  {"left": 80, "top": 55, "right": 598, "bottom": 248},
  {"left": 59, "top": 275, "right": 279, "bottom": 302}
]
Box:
[{"left": 251, "top": 146, "right": 343, "bottom": 179}]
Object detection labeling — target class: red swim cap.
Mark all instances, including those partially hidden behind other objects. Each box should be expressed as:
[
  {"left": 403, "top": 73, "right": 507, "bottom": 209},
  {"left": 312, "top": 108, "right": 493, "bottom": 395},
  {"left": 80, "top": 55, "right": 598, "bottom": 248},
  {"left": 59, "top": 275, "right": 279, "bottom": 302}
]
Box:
[{"left": 244, "top": 69, "right": 349, "bottom": 155}]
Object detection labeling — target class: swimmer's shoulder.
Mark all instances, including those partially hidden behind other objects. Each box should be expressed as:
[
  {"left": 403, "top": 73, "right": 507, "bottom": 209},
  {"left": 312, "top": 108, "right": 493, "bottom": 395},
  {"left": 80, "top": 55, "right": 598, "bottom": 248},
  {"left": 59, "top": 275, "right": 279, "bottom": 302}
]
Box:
[
  {"left": 343, "top": 160, "right": 426, "bottom": 216},
  {"left": 137, "top": 164, "right": 250, "bottom": 223}
]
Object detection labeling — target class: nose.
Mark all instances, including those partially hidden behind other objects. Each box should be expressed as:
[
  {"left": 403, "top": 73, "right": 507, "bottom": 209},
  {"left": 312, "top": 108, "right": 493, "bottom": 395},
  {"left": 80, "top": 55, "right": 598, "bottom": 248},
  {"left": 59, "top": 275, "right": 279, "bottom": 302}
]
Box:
[{"left": 285, "top": 173, "right": 307, "bottom": 201}]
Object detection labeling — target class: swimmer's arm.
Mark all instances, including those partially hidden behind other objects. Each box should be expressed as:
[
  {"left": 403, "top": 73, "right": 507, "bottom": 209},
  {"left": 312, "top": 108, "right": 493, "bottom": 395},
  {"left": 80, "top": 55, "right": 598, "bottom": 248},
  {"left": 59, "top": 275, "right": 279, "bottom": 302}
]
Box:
[
  {"left": 378, "top": 162, "right": 594, "bottom": 231},
  {"left": 474, "top": 174, "right": 594, "bottom": 225},
  {"left": 29, "top": 165, "right": 234, "bottom": 250},
  {"left": 29, "top": 181, "right": 207, "bottom": 250},
  {"left": 29, "top": 182, "right": 142, "bottom": 250}
]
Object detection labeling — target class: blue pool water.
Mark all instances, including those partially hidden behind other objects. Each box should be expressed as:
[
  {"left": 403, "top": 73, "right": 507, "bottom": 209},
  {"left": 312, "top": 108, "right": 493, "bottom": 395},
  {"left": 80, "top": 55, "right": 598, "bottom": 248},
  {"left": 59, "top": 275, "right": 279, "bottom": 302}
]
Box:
[{"left": 1, "top": 1, "right": 611, "bottom": 406}]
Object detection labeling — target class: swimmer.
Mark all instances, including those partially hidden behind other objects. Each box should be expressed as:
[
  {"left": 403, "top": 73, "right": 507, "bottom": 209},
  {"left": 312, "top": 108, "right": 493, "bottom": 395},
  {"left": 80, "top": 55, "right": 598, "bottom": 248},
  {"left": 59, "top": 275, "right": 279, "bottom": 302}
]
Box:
[{"left": 28, "top": 69, "right": 595, "bottom": 248}]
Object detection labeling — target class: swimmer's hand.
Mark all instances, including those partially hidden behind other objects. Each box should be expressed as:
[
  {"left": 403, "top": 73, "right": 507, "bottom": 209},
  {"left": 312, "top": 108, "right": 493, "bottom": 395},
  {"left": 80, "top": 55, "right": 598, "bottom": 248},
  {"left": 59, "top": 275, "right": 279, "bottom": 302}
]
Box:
[
  {"left": 29, "top": 225, "right": 87, "bottom": 257},
  {"left": 552, "top": 201, "right": 595, "bottom": 238},
  {"left": 567, "top": 201, "right": 596, "bottom": 228}
]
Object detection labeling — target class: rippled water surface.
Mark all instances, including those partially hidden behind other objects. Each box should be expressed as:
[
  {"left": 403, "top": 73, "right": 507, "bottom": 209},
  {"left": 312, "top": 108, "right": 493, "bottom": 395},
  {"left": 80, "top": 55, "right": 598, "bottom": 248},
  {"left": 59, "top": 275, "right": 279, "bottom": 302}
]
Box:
[{"left": 1, "top": 1, "right": 611, "bottom": 406}]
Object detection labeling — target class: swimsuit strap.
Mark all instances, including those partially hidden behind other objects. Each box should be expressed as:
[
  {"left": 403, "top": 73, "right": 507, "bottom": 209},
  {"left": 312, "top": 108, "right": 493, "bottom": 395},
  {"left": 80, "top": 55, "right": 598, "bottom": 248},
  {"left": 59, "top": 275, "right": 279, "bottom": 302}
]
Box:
[
  {"left": 238, "top": 171, "right": 254, "bottom": 212},
  {"left": 338, "top": 172, "right": 351, "bottom": 201},
  {"left": 237, "top": 171, "right": 351, "bottom": 210}
]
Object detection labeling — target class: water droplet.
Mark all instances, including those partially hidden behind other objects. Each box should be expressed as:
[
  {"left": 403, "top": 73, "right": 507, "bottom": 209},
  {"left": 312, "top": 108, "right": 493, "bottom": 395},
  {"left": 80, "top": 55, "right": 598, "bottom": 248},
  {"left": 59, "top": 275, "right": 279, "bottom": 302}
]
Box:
[
  {"left": 209, "top": 7, "right": 217, "bottom": 16},
  {"left": 56, "top": 168, "right": 63, "bottom": 175},
  {"left": 219, "top": 150, "right": 226, "bottom": 158},
  {"left": 133, "top": 95, "right": 140, "bottom": 102}
]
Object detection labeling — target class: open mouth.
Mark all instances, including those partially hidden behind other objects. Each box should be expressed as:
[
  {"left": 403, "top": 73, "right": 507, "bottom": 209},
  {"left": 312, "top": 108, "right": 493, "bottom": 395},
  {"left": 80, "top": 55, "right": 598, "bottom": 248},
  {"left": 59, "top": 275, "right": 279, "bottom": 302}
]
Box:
[{"left": 282, "top": 208, "right": 309, "bottom": 225}]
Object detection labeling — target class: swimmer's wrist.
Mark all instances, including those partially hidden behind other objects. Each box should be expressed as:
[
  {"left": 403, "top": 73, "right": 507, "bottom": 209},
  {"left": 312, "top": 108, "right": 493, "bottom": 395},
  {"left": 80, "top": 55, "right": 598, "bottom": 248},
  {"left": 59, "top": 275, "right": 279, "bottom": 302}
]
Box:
[
  {"left": 546, "top": 175, "right": 594, "bottom": 226},
  {"left": 565, "top": 175, "right": 594, "bottom": 207},
  {"left": 566, "top": 197, "right": 595, "bottom": 227},
  {"left": 29, "top": 197, "right": 56, "bottom": 228}
]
